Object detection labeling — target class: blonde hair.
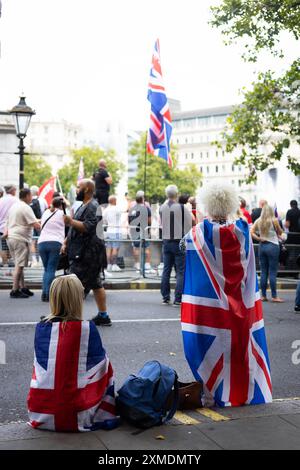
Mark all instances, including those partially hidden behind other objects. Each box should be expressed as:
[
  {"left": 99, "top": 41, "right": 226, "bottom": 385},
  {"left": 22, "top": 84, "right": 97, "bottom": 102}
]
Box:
[
  {"left": 45, "top": 275, "right": 84, "bottom": 323},
  {"left": 258, "top": 204, "right": 275, "bottom": 237},
  {"left": 199, "top": 182, "right": 239, "bottom": 220}
]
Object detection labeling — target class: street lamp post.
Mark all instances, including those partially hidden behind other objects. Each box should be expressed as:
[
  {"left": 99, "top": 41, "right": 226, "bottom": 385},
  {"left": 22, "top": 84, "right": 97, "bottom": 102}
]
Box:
[{"left": 9, "top": 96, "right": 35, "bottom": 189}]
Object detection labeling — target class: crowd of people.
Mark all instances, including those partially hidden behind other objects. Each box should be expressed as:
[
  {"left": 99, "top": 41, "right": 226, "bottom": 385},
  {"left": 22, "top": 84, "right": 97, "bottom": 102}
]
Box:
[{"left": 0, "top": 161, "right": 300, "bottom": 313}]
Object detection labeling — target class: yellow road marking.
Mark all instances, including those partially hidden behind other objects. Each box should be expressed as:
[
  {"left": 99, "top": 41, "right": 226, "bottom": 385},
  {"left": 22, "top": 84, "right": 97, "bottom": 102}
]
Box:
[
  {"left": 174, "top": 411, "right": 200, "bottom": 425},
  {"left": 196, "top": 408, "right": 230, "bottom": 422},
  {"left": 273, "top": 397, "right": 300, "bottom": 402}
]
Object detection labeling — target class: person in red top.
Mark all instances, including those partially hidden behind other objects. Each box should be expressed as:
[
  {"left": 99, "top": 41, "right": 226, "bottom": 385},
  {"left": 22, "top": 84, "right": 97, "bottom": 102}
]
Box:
[{"left": 239, "top": 197, "right": 252, "bottom": 224}]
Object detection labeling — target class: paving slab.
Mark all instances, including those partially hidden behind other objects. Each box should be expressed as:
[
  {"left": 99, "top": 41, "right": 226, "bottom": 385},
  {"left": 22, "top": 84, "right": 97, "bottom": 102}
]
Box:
[
  {"left": 197, "top": 415, "right": 300, "bottom": 450},
  {"left": 95, "top": 422, "right": 221, "bottom": 451},
  {"left": 208, "top": 400, "right": 300, "bottom": 420},
  {"left": 0, "top": 425, "right": 106, "bottom": 450},
  {"left": 279, "top": 413, "right": 300, "bottom": 428}
]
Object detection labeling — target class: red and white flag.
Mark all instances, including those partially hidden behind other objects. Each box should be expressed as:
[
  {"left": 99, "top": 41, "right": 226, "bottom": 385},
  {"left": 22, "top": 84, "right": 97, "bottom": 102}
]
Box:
[{"left": 38, "top": 176, "right": 56, "bottom": 207}]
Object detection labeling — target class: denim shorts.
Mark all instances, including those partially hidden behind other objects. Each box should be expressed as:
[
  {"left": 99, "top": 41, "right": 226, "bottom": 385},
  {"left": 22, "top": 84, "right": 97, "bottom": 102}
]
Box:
[
  {"left": 132, "top": 240, "right": 150, "bottom": 249},
  {"left": 106, "top": 233, "right": 121, "bottom": 249}
]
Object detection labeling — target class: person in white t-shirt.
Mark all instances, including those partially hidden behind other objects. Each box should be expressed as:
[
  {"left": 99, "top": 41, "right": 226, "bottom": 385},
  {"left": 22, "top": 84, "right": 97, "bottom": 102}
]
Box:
[
  {"left": 102, "top": 195, "right": 122, "bottom": 272},
  {"left": 6, "top": 188, "right": 41, "bottom": 298},
  {"left": 38, "top": 197, "right": 65, "bottom": 302}
]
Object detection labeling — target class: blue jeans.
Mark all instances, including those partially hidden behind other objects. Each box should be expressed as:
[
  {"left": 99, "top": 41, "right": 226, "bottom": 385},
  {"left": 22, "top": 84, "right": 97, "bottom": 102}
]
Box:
[
  {"left": 295, "top": 281, "right": 300, "bottom": 307},
  {"left": 161, "top": 240, "right": 185, "bottom": 302},
  {"left": 39, "top": 242, "right": 62, "bottom": 295},
  {"left": 259, "top": 242, "right": 280, "bottom": 298}
]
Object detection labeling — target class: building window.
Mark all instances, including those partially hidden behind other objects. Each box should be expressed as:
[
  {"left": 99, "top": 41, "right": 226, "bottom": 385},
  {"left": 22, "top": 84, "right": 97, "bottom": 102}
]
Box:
[
  {"left": 200, "top": 152, "right": 203, "bottom": 159},
  {"left": 44, "top": 126, "right": 48, "bottom": 134},
  {"left": 239, "top": 165, "right": 242, "bottom": 172},
  {"left": 185, "top": 138, "right": 188, "bottom": 144},
  {"left": 207, "top": 166, "right": 210, "bottom": 174},
  {"left": 200, "top": 166, "right": 203, "bottom": 173},
  {"left": 216, "top": 150, "right": 219, "bottom": 158},
  {"left": 191, "top": 153, "right": 194, "bottom": 160},
  {"left": 232, "top": 180, "right": 235, "bottom": 185},
  {"left": 238, "top": 180, "right": 242, "bottom": 187},
  {"left": 216, "top": 165, "right": 219, "bottom": 173},
  {"left": 222, "top": 165, "right": 226, "bottom": 172},
  {"left": 232, "top": 164, "right": 235, "bottom": 172},
  {"left": 206, "top": 151, "right": 209, "bottom": 159},
  {"left": 222, "top": 150, "right": 225, "bottom": 157}
]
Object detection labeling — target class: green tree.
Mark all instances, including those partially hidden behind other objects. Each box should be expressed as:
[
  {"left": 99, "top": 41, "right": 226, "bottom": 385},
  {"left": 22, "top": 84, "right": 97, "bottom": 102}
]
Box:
[
  {"left": 128, "top": 133, "right": 202, "bottom": 203},
  {"left": 24, "top": 154, "right": 52, "bottom": 187},
  {"left": 58, "top": 147, "right": 125, "bottom": 195},
  {"left": 211, "top": 0, "right": 300, "bottom": 182}
]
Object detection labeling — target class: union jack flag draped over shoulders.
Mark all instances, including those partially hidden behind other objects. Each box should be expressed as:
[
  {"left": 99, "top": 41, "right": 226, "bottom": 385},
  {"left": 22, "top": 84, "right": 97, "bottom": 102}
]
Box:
[
  {"left": 27, "top": 321, "right": 119, "bottom": 432},
  {"left": 181, "top": 219, "right": 272, "bottom": 407},
  {"left": 147, "top": 39, "right": 173, "bottom": 167}
]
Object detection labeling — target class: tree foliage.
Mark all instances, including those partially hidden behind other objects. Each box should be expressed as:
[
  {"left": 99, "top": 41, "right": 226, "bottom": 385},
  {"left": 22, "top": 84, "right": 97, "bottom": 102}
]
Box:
[
  {"left": 211, "top": 0, "right": 300, "bottom": 182},
  {"left": 128, "top": 133, "right": 202, "bottom": 204},
  {"left": 210, "top": 0, "right": 300, "bottom": 62},
  {"left": 24, "top": 154, "right": 52, "bottom": 188},
  {"left": 58, "top": 147, "right": 125, "bottom": 195}
]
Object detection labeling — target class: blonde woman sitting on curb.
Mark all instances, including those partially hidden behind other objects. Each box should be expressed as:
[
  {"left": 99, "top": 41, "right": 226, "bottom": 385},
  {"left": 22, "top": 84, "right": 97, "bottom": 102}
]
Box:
[
  {"left": 27, "top": 274, "right": 119, "bottom": 432},
  {"left": 250, "top": 204, "right": 287, "bottom": 303}
]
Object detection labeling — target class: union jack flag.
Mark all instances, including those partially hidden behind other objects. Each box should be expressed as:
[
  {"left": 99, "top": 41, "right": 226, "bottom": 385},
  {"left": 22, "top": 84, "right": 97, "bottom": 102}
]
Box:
[
  {"left": 147, "top": 39, "right": 173, "bottom": 167},
  {"left": 181, "top": 219, "right": 272, "bottom": 407},
  {"left": 27, "top": 321, "right": 119, "bottom": 432}
]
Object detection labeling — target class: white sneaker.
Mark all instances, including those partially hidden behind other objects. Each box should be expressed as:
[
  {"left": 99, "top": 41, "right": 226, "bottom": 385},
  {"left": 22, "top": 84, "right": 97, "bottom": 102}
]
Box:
[
  {"left": 107, "top": 264, "right": 112, "bottom": 271},
  {"left": 104, "top": 270, "right": 113, "bottom": 278},
  {"left": 134, "top": 262, "right": 140, "bottom": 271},
  {"left": 158, "top": 263, "right": 164, "bottom": 276},
  {"left": 112, "top": 264, "right": 121, "bottom": 272},
  {"left": 145, "top": 263, "right": 156, "bottom": 274}
]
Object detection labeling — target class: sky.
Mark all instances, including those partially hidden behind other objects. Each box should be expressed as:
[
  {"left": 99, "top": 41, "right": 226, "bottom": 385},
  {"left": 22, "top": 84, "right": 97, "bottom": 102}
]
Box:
[{"left": 0, "top": 0, "right": 299, "bottom": 132}]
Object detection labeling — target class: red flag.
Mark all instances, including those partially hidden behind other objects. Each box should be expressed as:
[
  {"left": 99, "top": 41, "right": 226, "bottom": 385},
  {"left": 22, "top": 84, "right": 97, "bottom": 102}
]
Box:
[{"left": 38, "top": 176, "right": 56, "bottom": 207}]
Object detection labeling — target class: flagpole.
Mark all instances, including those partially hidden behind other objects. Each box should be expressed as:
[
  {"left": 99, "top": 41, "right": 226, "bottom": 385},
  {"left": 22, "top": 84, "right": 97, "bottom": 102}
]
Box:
[
  {"left": 56, "top": 174, "right": 63, "bottom": 195},
  {"left": 144, "top": 132, "right": 147, "bottom": 197}
]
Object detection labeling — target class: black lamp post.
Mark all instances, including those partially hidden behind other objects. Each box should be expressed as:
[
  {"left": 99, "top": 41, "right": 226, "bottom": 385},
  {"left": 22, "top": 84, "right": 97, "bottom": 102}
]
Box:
[{"left": 9, "top": 96, "right": 35, "bottom": 189}]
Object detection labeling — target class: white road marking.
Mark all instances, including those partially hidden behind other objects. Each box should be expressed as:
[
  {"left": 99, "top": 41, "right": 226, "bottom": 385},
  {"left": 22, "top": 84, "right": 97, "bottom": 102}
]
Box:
[{"left": 0, "top": 318, "right": 180, "bottom": 327}]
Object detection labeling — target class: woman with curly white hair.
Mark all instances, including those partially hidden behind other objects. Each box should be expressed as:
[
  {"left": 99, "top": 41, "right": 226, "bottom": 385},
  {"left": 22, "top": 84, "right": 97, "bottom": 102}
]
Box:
[{"left": 181, "top": 183, "right": 272, "bottom": 408}]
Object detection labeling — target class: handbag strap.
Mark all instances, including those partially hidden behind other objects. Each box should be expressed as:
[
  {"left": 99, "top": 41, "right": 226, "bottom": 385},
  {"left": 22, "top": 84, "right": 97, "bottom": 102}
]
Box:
[
  {"left": 163, "top": 374, "right": 179, "bottom": 423},
  {"left": 41, "top": 210, "right": 58, "bottom": 232}
]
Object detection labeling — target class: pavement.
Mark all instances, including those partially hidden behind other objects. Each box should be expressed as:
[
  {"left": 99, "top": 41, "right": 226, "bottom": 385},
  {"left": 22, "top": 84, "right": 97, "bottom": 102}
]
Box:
[{"left": 0, "top": 289, "right": 300, "bottom": 450}]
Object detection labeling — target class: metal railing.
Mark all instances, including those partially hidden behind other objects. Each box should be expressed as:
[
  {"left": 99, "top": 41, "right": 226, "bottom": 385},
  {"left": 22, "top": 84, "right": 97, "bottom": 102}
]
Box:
[{"left": 1, "top": 227, "right": 300, "bottom": 286}]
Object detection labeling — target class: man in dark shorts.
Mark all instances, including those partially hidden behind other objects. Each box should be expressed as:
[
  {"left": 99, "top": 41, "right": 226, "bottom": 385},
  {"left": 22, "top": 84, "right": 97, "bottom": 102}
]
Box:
[
  {"left": 63, "top": 179, "right": 111, "bottom": 326},
  {"left": 93, "top": 160, "right": 113, "bottom": 207}
]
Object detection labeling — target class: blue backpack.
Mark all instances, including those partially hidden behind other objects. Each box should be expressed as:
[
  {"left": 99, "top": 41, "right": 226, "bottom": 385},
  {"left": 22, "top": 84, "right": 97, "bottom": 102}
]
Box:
[{"left": 116, "top": 361, "right": 179, "bottom": 429}]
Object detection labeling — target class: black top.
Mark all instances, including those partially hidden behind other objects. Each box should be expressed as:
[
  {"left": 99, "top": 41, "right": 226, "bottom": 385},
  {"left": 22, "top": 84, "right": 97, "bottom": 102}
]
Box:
[
  {"left": 286, "top": 207, "right": 300, "bottom": 232},
  {"left": 93, "top": 168, "right": 110, "bottom": 193},
  {"left": 251, "top": 207, "right": 262, "bottom": 224},
  {"left": 67, "top": 199, "right": 102, "bottom": 260},
  {"left": 128, "top": 203, "right": 151, "bottom": 238}
]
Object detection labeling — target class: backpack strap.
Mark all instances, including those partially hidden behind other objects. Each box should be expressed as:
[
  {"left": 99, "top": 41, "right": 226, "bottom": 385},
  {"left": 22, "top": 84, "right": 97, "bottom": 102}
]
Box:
[{"left": 163, "top": 373, "right": 179, "bottom": 423}]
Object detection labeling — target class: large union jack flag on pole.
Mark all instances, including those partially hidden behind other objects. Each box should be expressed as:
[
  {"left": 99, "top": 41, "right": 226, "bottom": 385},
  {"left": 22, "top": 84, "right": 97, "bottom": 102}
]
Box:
[
  {"left": 181, "top": 219, "right": 272, "bottom": 407},
  {"left": 27, "top": 321, "right": 119, "bottom": 432},
  {"left": 147, "top": 39, "right": 173, "bottom": 167}
]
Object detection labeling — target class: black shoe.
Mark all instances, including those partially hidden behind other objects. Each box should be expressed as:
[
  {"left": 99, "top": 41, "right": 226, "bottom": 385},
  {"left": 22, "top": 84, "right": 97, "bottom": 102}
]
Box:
[
  {"left": 173, "top": 301, "right": 181, "bottom": 307},
  {"left": 41, "top": 293, "right": 49, "bottom": 302},
  {"left": 10, "top": 289, "right": 29, "bottom": 299},
  {"left": 21, "top": 288, "right": 34, "bottom": 297},
  {"left": 162, "top": 299, "right": 170, "bottom": 306},
  {"left": 91, "top": 315, "right": 112, "bottom": 326},
  {"left": 295, "top": 305, "right": 300, "bottom": 313},
  {"left": 40, "top": 315, "right": 46, "bottom": 321}
]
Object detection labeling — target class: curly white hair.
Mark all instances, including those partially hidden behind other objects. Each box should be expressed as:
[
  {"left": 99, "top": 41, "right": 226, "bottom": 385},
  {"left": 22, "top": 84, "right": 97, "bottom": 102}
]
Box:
[{"left": 198, "top": 182, "right": 239, "bottom": 219}]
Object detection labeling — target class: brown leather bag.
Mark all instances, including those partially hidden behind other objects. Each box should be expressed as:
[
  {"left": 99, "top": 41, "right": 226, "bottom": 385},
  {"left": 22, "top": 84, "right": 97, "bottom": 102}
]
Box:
[{"left": 178, "top": 381, "right": 203, "bottom": 410}]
